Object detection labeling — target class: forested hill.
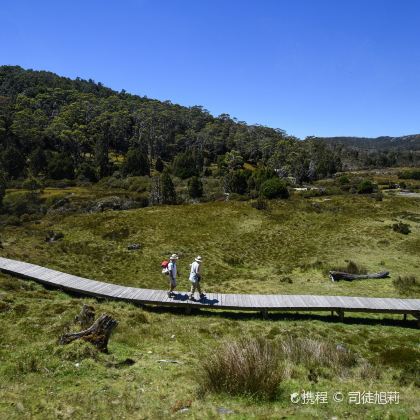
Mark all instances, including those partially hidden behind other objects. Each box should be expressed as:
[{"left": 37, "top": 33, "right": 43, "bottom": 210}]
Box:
[
  {"left": 0, "top": 65, "right": 418, "bottom": 186},
  {"left": 315, "top": 135, "right": 420, "bottom": 169},
  {"left": 318, "top": 135, "right": 420, "bottom": 151}
]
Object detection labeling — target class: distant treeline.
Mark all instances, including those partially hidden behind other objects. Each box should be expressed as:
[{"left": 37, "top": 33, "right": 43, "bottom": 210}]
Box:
[
  {"left": 316, "top": 135, "right": 420, "bottom": 169},
  {"left": 0, "top": 66, "right": 418, "bottom": 187}
]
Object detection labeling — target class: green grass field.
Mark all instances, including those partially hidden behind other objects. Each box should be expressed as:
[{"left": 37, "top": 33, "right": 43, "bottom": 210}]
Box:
[{"left": 0, "top": 191, "right": 419, "bottom": 419}]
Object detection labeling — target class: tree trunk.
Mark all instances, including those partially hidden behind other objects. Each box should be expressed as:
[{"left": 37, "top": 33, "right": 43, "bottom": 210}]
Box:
[
  {"left": 60, "top": 314, "right": 118, "bottom": 352},
  {"left": 74, "top": 304, "right": 95, "bottom": 329},
  {"left": 329, "top": 271, "right": 389, "bottom": 282}
]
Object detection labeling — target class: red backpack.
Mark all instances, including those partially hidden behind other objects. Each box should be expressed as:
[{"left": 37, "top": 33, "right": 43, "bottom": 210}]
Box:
[{"left": 161, "top": 260, "right": 169, "bottom": 274}]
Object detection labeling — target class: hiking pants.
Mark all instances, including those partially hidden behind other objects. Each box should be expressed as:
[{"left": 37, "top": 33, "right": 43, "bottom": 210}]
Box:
[{"left": 190, "top": 281, "right": 202, "bottom": 296}]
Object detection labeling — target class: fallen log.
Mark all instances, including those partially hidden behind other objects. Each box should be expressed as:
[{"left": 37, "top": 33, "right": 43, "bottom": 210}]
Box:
[
  {"left": 329, "top": 271, "right": 389, "bottom": 282},
  {"left": 59, "top": 314, "right": 118, "bottom": 352}
]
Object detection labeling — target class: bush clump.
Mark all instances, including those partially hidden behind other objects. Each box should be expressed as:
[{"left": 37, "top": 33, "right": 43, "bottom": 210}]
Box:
[
  {"left": 392, "top": 222, "right": 411, "bottom": 235},
  {"left": 251, "top": 197, "right": 269, "bottom": 210},
  {"left": 392, "top": 275, "right": 419, "bottom": 295},
  {"left": 260, "top": 178, "right": 289, "bottom": 199},
  {"left": 279, "top": 336, "right": 357, "bottom": 372},
  {"left": 188, "top": 176, "right": 203, "bottom": 199},
  {"left": 201, "top": 338, "right": 282, "bottom": 400},
  {"left": 398, "top": 170, "right": 420, "bottom": 180},
  {"left": 22, "top": 177, "right": 43, "bottom": 191},
  {"left": 357, "top": 179, "right": 375, "bottom": 194},
  {"left": 201, "top": 336, "right": 358, "bottom": 400},
  {"left": 330, "top": 260, "right": 367, "bottom": 275}
]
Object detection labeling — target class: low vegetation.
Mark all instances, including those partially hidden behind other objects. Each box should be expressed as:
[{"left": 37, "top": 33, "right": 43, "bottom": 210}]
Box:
[
  {"left": 392, "top": 221, "right": 411, "bottom": 235},
  {"left": 393, "top": 275, "right": 420, "bottom": 295}
]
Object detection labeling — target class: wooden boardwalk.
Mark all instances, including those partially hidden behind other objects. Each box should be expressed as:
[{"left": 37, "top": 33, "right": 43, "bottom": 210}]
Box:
[{"left": 1, "top": 257, "right": 419, "bottom": 323}]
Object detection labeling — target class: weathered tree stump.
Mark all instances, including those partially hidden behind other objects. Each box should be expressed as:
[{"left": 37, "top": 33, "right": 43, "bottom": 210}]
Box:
[
  {"left": 329, "top": 271, "right": 389, "bottom": 282},
  {"left": 60, "top": 314, "right": 118, "bottom": 353},
  {"left": 74, "top": 304, "right": 95, "bottom": 329}
]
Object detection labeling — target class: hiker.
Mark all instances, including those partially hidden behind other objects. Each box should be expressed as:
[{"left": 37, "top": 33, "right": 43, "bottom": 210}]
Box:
[
  {"left": 189, "top": 256, "right": 205, "bottom": 300},
  {"left": 167, "top": 254, "right": 178, "bottom": 297}
]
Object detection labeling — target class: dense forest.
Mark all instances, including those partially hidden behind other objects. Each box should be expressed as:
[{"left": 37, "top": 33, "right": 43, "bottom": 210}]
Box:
[{"left": 0, "top": 66, "right": 419, "bottom": 192}]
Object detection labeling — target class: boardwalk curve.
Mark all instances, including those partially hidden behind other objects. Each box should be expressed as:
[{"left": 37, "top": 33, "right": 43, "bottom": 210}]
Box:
[{"left": 1, "top": 257, "right": 419, "bottom": 324}]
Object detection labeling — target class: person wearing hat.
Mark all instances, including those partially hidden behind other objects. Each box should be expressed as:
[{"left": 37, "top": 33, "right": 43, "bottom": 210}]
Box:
[
  {"left": 189, "top": 256, "right": 205, "bottom": 300},
  {"left": 167, "top": 254, "right": 179, "bottom": 297}
]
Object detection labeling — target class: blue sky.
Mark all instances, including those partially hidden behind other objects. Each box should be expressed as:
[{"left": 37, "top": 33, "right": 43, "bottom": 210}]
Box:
[{"left": 1, "top": 0, "right": 420, "bottom": 138}]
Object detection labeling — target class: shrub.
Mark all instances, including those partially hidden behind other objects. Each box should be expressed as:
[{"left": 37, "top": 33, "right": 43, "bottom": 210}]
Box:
[
  {"left": 3, "top": 192, "right": 42, "bottom": 216},
  {"left": 155, "top": 156, "right": 164, "bottom": 172},
  {"left": 223, "top": 170, "right": 250, "bottom": 195},
  {"left": 251, "top": 197, "right": 269, "bottom": 210},
  {"left": 47, "top": 153, "right": 75, "bottom": 180},
  {"left": 260, "top": 178, "right": 289, "bottom": 199},
  {"left": 188, "top": 176, "right": 203, "bottom": 198},
  {"left": 398, "top": 170, "right": 420, "bottom": 180},
  {"left": 223, "top": 150, "right": 244, "bottom": 170},
  {"left": 357, "top": 179, "right": 375, "bottom": 194},
  {"left": 77, "top": 162, "right": 98, "bottom": 182},
  {"left": 122, "top": 148, "right": 150, "bottom": 177},
  {"left": 330, "top": 260, "right": 367, "bottom": 275},
  {"left": 250, "top": 167, "right": 278, "bottom": 190},
  {"left": 126, "top": 176, "right": 150, "bottom": 193},
  {"left": 22, "top": 177, "right": 43, "bottom": 191},
  {"left": 28, "top": 147, "right": 47, "bottom": 175},
  {"left": 338, "top": 175, "right": 350, "bottom": 185},
  {"left": 374, "top": 192, "right": 383, "bottom": 201},
  {"left": 161, "top": 170, "right": 177, "bottom": 204},
  {"left": 302, "top": 188, "right": 326, "bottom": 198},
  {"left": 0, "top": 146, "right": 25, "bottom": 178},
  {"left": 392, "top": 275, "right": 419, "bottom": 295},
  {"left": 5, "top": 215, "right": 21, "bottom": 226},
  {"left": 201, "top": 338, "right": 282, "bottom": 400},
  {"left": 392, "top": 222, "right": 411, "bottom": 235},
  {"left": 172, "top": 152, "right": 198, "bottom": 179}
]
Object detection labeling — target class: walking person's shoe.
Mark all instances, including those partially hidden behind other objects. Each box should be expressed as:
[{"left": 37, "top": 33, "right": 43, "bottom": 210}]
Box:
[
  {"left": 189, "top": 294, "right": 195, "bottom": 301},
  {"left": 199, "top": 293, "right": 206, "bottom": 300}
]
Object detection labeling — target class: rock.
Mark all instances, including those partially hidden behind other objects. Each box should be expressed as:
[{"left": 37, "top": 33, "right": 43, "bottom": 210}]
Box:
[
  {"left": 336, "top": 344, "right": 347, "bottom": 352},
  {"left": 45, "top": 231, "right": 64, "bottom": 242},
  {"left": 127, "top": 243, "right": 141, "bottom": 250},
  {"left": 90, "top": 196, "right": 143, "bottom": 213},
  {"left": 217, "top": 407, "right": 234, "bottom": 415},
  {"left": 177, "top": 408, "right": 189, "bottom": 413},
  {"left": 50, "top": 197, "right": 70, "bottom": 209}
]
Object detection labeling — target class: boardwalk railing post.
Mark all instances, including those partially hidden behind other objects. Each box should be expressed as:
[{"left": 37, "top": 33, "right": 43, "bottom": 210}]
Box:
[
  {"left": 260, "top": 309, "right": 268, "bottom": 319},
  {"left": 185, "top": 306, "right": 191, "bottom": 315},
  {"left": 336, "top": 309, "right": 344, "bottom": 322}
]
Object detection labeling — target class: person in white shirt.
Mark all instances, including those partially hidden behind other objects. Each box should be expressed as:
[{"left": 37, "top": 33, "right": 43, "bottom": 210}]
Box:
[
  {"left": 189, "top": 256, "right": 205, "bottom": 300},
  {"left": 167, "top": 254, "right": 178, "bottom": 297}
]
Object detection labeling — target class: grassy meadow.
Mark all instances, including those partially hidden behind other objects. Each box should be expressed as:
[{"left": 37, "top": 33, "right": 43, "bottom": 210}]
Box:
[{"left": 0, "top": 177, "right": 420, "bottom": 419}]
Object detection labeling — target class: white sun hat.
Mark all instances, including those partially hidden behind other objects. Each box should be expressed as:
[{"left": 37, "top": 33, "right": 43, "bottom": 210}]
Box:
[
  {"left": 195, "top": 256, "right": 202, "bottom": 262},
  {"left": 170, "top": 254, "right": 179, "bottom": 260}
]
